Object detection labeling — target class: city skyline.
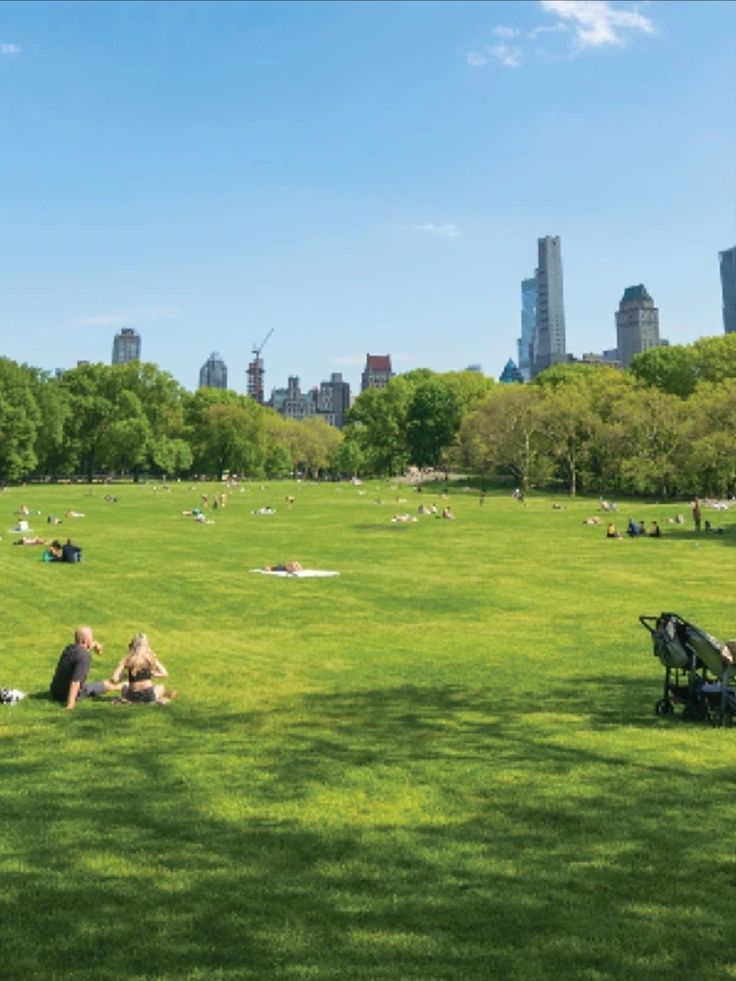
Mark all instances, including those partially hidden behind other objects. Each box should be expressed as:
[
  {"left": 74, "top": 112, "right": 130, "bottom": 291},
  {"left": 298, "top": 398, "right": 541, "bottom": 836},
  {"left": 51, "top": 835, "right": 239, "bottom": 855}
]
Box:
[{"left": 1, "top": 1, "right": 734, "bottom": 392}]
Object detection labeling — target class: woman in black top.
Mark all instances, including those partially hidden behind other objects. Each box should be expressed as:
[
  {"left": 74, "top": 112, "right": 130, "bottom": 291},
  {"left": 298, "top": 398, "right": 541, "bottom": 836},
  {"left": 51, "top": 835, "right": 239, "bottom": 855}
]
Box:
[{"left": 110, "top": 633, "right": 176, "bottom": 704}]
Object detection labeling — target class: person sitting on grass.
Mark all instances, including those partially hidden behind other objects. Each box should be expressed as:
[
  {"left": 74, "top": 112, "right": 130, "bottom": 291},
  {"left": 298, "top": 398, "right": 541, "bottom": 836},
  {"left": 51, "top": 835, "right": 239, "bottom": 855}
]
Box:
[
  {"left": 262, "top": 561, "right": 304, "bottom": 573},
  {"left": 49, "top": 625, "right": 114, "bottom": 711},
  {"left": 649, "top": 521, "right": 662, "bottom": 538},
  {"left": 61, "top": 538, "right": 82, "bottom": 562},
  {"left": 606, "top": 523, "right": 622, "bottom": 539},
  {"left": 110, "top": 633, "right": 177, "bottom": 705}
]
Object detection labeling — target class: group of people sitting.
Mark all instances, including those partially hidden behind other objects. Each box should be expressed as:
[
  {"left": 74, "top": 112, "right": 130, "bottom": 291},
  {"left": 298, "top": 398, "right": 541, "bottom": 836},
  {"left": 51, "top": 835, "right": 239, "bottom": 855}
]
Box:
[
  {"left": 607, "top": 519, "right": 663, "bottom": 538},
  {"left": 49, "top": 626, "right": 177, "bottom": 710}
]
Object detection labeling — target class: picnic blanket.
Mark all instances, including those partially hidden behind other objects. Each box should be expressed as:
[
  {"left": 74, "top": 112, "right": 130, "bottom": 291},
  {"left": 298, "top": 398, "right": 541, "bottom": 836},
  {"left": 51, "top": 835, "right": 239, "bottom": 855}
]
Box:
[{"left": 250, "top": 569, "right": 340, "bottom": 578}]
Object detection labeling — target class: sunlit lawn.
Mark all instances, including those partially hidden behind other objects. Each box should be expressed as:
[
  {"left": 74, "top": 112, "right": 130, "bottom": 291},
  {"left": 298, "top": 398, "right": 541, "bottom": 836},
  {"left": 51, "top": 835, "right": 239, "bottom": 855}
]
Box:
[{"left": 1, "top": 478, "right": 734, "bottom": 980}]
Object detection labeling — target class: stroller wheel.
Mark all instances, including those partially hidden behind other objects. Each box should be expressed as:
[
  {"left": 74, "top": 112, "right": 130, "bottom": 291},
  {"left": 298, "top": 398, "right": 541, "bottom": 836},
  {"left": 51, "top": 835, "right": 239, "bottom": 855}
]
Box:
[{"left": 655, "top": 698, "right": 674, "bottom": 717}]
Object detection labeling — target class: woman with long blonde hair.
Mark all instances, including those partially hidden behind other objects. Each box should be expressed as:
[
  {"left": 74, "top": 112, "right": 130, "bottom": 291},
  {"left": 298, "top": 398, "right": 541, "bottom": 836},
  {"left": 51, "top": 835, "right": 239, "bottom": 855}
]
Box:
[{"left": 110, "top": 633, "right": 176, "bottom": 704}]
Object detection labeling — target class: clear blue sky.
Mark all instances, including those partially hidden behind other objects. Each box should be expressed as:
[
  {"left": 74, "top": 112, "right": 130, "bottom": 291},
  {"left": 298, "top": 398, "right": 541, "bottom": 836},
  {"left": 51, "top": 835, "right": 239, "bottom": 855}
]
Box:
[{"left": 1, "top": 0, "right": 735, "bottom": 393}]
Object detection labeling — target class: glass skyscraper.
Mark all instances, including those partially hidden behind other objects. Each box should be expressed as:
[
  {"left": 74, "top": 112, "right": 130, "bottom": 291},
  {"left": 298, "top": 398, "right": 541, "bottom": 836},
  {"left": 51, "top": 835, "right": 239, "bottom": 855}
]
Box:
[
  {"left": 518, "top": 275, "right": 537, "bottom": 382},
  {"left": 720, "top": 246, "right": 736, "bottom": 334},
  {"left": 199, "top": 352, "right": 228, "bottom": 389},
  {"left": 531, "top": 236, "right": 566, "bottom": 377},
  {"left": 111, "top": 327, "right": 141, "bottom": 364}
]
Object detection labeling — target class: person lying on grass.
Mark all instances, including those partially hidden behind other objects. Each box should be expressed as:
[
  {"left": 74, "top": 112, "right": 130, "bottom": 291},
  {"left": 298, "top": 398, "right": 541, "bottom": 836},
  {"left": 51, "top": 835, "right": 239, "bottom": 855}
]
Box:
[
  {"left": 262, "top": 561, "right": 304, "bottom": 573},
  {"left": 109, "top": 633, "right": 178, "bottom": 705}
]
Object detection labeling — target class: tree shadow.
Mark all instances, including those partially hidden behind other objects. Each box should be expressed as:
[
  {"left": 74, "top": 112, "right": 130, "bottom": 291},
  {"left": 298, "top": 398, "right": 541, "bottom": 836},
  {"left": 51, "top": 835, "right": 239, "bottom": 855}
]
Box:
[
  {"left": 3, "top": 684, "right": 734, "bottom": 978},
  {"left": 658, "top": 524, "right": 735, "bottom": 547}
]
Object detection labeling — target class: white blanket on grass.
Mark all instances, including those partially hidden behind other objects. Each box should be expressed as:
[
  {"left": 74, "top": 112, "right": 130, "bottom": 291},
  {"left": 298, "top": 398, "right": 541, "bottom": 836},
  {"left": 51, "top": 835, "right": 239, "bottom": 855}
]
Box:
[{"left": 250, "top": 569, "right": 340, "bottom": 578}]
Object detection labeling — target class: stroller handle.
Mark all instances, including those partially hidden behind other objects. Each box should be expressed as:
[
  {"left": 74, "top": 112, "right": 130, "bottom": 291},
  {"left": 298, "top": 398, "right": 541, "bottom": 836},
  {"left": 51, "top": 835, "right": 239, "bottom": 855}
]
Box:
[
  {"left": 639, "top": 612, "right": 684, "bottom": 636},
  {"left": 639, "top": 615, "right": 659, "bottom": 635}
]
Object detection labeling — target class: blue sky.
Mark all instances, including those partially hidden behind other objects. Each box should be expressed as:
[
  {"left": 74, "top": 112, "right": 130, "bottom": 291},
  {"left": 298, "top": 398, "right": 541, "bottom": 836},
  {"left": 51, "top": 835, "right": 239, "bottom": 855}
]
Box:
[{"left": 1, "top": 0, "right": 735, "bottom": 393}]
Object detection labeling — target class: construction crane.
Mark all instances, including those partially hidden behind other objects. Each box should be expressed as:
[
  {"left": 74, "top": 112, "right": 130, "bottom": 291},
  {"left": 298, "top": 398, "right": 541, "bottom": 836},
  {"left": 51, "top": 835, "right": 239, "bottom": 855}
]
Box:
[{"left": 247, "top": 329, "right": 274, "bottom": 404}]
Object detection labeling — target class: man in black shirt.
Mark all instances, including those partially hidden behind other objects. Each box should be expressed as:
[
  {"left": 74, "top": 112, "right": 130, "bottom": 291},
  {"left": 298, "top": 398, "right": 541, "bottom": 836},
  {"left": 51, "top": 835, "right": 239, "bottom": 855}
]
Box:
[{"left": 49, "top": 625, "right": 113, "bottom": 710}]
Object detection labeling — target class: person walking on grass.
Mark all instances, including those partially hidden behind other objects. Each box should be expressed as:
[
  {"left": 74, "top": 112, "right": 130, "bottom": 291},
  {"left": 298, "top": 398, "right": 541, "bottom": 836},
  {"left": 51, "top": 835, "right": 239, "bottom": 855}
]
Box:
[{"left": 50, "top": 625, "right": 115, "bottom": 711}]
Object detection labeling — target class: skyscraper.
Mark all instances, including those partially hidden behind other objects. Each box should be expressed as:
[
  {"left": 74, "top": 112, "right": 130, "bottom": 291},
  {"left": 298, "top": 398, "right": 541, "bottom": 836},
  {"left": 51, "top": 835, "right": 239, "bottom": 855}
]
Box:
[
  {"left": 720, "top": 246, "right": 736, "bottom": 334},
  {"left": 199, "top": 352, "right": 228, "bottom": 389},
  {"left": 518, "top": 275, "right": 537, "bottom": 382},
  {"left": 615, "top": 284, "right": 660, "bottom": 368},
  {"left": 112, "top": 327, "right": 141, "bottom": 364},
  {"left": 316, "top": 372, "right": 351, "bottom": 428},
  {"left": 531, "top": 236, "right": 566, "bottom": 377},
  {"left": 361, "top": 354, "right": 393, "bottom": 391},
  {"left": 270, "top": 376, "right": 316, "bottom": 421},
  {"left": 499, "top": 359, "right": 523, "bottom": 384}
]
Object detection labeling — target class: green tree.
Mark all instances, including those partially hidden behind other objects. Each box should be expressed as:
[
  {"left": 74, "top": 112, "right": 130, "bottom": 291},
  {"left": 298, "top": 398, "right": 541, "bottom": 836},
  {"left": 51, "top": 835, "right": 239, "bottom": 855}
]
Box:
[
  {"left": 533, "top": 362, "right": 601, "bottom": 389},
  {"left": 151, "top": 436, "right": 194, "bottom": 477},
  {"left": 26, "top": 369, "right": 73, "bottom": 477},
  {"left": 440, "top": 370, "right": 496, "bottom": 413},
  {"left": 58, "top": 364, "right": 142, "bottom": 477},
  {"left": 184, "top": 388, "right": 242, "bottom": 473},
  {"left": 346, "top": 378, "right": 412, "bottom": 475},
  {"left": 604, "top": 386, "right": 689, "bottom": 497},
  {"left": 264, "top": 444, "right": 293, "bottom": 478},
  {"left": 458, "top": 385, "right": 551, "bottom": 491},
  {"left": 405, "top": 378, "right": 461, "bottom": 469},
  {"left": 682, "top": 380, "right": 736, "bottom": 495},
  {"left": 629, "top": 345, "right": 697, "bottom": 397},
  {"left": 691, "top": 333, "right": 736, "bottom": 384},
  {"left": 0, "top": 358, "right": 41, "bottom": 480},
  {"left": 538, "top": 381, "right": 597, "bottom": 496},
  {"left": 196, "top": 401, "right": 268, "bottom": 477},
  {"left": 334, "top": 433, "right": 365, "bottom": 477},
  {"left": 283, "top": 416, "right": 342, "bottom": 477},
  {"left": 99, "top": 389, "right": 152, "bottom": 475},
  {"left": 115, "top": 361, "right": 187, "bottom": 438}
]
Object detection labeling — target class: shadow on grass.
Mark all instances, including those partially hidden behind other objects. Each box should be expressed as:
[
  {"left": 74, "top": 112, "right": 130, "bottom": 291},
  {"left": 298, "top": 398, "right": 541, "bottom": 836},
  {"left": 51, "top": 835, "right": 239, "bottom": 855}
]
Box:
[
  {"left": 352, "top": 523, "right": 416, "bottom": 533},
  {"left": 2, "top": 684, "right": 734, "bottom": 980},
  {"left": 640, "top": 525, "right": 735, "bottom": 548}
]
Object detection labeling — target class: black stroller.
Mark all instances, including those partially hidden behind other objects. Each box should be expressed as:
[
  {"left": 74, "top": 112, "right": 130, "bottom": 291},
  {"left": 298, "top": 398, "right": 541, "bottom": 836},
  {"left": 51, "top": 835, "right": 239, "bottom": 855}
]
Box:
[{"left": 639, "top": 612, "right": 736, "bottom": 726}]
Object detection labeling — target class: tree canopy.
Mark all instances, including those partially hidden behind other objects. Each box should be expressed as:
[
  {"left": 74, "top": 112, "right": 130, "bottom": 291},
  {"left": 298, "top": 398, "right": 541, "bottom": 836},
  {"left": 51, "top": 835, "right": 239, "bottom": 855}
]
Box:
[{"left": 0, "top": 337, "right": 734, "bottom": 497}]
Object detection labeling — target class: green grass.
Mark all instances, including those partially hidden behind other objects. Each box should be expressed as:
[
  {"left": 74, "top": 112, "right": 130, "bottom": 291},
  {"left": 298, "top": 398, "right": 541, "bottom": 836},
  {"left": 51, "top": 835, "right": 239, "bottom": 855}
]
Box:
[{"left": 1, "top": 480, "right": 734, "bottom": 980}]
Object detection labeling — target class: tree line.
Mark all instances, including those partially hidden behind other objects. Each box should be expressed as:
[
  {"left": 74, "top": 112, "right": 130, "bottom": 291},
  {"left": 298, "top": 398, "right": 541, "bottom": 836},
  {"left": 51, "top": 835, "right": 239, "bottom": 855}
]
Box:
[{"left": 1, "top": 333, "right": 734, "bottom": 496}]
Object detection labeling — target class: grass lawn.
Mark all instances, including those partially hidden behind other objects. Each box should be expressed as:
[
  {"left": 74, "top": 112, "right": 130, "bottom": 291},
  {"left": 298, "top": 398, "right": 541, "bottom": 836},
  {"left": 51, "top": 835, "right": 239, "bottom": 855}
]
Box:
[{"left": 1, "top": 479, "right": 734, "bottom": 980}]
